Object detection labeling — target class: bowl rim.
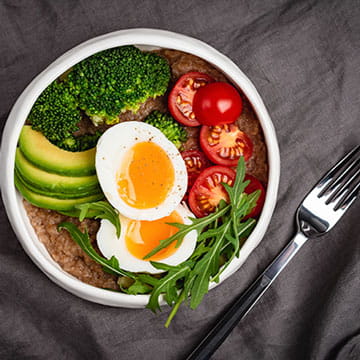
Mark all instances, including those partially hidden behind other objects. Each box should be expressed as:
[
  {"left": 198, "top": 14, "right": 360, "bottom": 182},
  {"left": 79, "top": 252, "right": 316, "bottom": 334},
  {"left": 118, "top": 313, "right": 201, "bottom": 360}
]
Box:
[{"left": 0, "top": 28, "right": 280, "bottom": 308}]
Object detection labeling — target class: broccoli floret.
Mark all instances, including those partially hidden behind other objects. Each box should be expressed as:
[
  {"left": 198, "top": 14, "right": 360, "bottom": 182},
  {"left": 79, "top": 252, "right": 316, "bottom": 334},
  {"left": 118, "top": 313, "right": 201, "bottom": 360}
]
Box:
[
  {"left": 55, "top": 131, "right": 102, "bottom": 152},
  {"left": 28, "top": 81, "right": 81, "bottom": 145},
  {"left": 144, "top": 111, "right": 188, "bottom": 149},
  {"left": 66, "top": 46, "right": 171, "bottom": 126},
  {"left": 28, "top": 81, "right": 101, "bottom": 152}
]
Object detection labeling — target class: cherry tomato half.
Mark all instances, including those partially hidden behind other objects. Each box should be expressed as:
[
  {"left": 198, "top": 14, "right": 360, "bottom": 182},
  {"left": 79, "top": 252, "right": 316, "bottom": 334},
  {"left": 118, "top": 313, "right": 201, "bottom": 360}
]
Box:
[
  {"left": 243, "top": 175, "right": 266, "bottom": 219},
  {"left": 200, "top": 123, "right": 253, "bottom": 166},
  {"left": 193, "top": 82, "right": 243, "bottom": 126},
  {"left": 168, "top": 72, "right": 214, "bottom": 127},
  {"left": 181, "top": 149, "right": 211, "bottom": 189},
  {"left": 188, "top": 166, "right": 236, "bottom": 218}
]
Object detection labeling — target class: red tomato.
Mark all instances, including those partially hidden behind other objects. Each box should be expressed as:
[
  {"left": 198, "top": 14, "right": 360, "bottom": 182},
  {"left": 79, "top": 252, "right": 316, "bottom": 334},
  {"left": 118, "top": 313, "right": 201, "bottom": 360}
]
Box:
[
  {"left": 188, "top": 166, "right": 236, "bottom": 218},
  {"left": 193, "top": 82, "right": 243, "bottom": 126},
  {"left": 181, "top": 150, "right": 211, "bottom": 189},
  {"left": 243, "top": 175, "right": 266, "bottom": 219},
  {"left": 168, "top": 72, "right": 214, "bottom": 127},
  {"left": 199, "top": 123, "right": 253, "bottom": 166}
]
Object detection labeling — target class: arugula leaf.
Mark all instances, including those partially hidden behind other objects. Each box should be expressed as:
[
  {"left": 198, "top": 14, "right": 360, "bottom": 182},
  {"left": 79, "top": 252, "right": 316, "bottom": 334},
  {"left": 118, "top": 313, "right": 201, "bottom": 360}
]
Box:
[
  {"left": 146, "top": 263, "right": 192, "bottom": 312},
  {"left": 189, "top": 221, "right": 232, "bottom": 309},
  {"left": 76, "top": 201, "right": 121, "bottom": 237},
  {"left": 190, "top": 242, "right": 211, "bottom": 261},
  {"left": 123, "top": 279, "right": 152, "bottom": 295},
  {"left": 235, "top": 192, "right": 260, "bottom": 219},
  {"left": 58, "top": 222, "right": 135, "bottom": 279},
  {"left": 102, "top": 256, "right": 125, "bottom": 276},
  {"left": 196, "top": 222, "right": 228, "bottom": 242},
  {"left": 223, "top": 158, "right": 251, "bottom": 207},
  {"left": 136, "top": 274, "right": 161, "bottom": 287},
  {"left": 213, "top": 218, "right": 256, "bottom": 283},
  {"left": 164, "top": 289, "right": 187, "bottom": 328}
]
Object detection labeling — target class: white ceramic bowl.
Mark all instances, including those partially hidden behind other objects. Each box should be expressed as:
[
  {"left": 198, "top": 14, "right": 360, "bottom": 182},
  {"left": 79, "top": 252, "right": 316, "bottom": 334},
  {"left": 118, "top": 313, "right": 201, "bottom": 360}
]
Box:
[{"left": 0, "top": 29, "right": 280, "bottom": 308}]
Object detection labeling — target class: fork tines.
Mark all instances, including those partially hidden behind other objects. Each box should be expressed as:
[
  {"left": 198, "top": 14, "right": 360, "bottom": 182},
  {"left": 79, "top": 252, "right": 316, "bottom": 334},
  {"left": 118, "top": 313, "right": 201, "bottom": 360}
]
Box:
[{"left": 317, "top": 145, "right": 360, "bottom": 211}]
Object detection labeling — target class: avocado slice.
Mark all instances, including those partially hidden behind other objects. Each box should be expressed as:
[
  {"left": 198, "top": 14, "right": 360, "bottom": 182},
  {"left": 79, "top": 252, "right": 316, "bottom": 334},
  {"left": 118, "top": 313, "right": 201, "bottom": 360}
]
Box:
[
  {"left": 15, "top": 172, "right": 104, "bottom": 211},
  {"left": 15, "top": 169, "right": 102, "bottom": 199},
  {"left": 19, "top": 126, "right": 96, "bottom": 176},
  {"left": 15, "top": 148, "right": 100, "bottom": 194}
]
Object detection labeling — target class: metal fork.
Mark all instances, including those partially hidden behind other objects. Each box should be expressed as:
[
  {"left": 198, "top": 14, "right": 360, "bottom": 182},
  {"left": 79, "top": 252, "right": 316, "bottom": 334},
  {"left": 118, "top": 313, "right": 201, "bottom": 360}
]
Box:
[{"left": 186, "top": 146, "right": 360, "bottom": 360}]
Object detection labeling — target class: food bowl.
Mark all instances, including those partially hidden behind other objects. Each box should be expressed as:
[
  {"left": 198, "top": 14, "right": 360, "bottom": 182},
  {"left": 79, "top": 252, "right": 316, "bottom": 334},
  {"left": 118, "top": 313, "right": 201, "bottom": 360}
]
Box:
[{"left": 0, "top": 29, "right": 280, "bottom": 308}]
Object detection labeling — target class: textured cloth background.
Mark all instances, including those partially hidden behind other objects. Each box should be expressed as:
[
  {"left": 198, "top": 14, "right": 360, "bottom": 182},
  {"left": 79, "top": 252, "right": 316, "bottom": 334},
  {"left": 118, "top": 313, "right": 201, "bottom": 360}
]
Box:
[{"left": 0, "top": 1, "right": 359, "bottom": 359}]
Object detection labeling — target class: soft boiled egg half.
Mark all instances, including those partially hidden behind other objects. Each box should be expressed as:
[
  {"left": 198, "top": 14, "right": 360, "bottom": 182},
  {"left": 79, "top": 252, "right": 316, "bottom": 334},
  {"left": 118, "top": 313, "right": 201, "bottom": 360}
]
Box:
[
  {"left": 97, "top": 203, "right": 197, "bottom": 273},
  {"left": 96, "top": 121, "right": 188, "bottom": 221}
]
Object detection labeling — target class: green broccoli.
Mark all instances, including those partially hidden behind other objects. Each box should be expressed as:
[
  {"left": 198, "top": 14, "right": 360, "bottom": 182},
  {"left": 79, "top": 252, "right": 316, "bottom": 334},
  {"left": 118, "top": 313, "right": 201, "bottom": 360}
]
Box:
[
  {"left": 28, "top": 81, "right": 102, "bottom": 152},
  {"left": 144, "top": 111, "right": 188, "bottom": 149},
  {"left": 55, "top": 131, "right": 102, "bottom": 152},
  {"left": 28, "top": 80, "right": 81, "bottom": 147},
  {"left": 66, "top": 46, "right": 171, "bottom": 126}
]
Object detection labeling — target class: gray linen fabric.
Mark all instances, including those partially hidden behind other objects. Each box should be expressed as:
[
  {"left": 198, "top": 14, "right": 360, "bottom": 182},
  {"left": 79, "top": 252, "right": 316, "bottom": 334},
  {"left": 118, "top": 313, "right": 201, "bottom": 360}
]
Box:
[{"left": 0, "top": 1, "right": 359, "bottom": 359}]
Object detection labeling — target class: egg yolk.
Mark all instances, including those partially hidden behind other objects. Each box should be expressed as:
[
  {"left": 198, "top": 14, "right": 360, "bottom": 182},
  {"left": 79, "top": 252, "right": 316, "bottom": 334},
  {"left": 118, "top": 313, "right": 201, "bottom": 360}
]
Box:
[
  {"left": 117, "top": 142, "right": 175, "bottom": 209},
  {"left": 125, "top": 210, "right": 183, "bottom": 261}
]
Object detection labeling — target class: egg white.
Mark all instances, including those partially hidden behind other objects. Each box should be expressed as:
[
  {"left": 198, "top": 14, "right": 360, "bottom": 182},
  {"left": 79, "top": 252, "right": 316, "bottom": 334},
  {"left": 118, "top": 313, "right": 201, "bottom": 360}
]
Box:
[
  {"left": 96, "top": 203, "right": 197, "bottom": 274},
  {"left": 95, "top": 121, "right": 187, "bottom": 221}
]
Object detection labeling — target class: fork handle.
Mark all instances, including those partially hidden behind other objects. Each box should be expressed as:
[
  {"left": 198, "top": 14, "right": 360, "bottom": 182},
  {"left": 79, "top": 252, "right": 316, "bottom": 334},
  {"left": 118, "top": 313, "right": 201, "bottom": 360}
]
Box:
[{"left": 186, "top": 231, "right": 308, "bottom": 360}]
